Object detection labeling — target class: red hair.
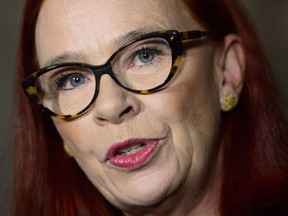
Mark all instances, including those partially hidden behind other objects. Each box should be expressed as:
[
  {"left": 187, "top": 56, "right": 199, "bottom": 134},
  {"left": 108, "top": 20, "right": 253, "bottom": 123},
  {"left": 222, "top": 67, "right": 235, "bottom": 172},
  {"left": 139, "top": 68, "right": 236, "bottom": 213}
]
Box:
[
  {"left": 182, "top": 0, "right": 288, "bottom": 215},
  {"left": 14, "top": 0, "right": 121, "bottom": 215},
  {"left": 14, "top": 0, "right": 288, "bottom": 215}
]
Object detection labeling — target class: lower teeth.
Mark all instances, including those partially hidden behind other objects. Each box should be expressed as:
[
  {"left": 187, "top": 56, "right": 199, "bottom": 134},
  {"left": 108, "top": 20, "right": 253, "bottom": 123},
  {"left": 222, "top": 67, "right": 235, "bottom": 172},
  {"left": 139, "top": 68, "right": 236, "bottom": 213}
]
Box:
[{"left": 118, "top": 144, "right": 144, "bottom": 156}]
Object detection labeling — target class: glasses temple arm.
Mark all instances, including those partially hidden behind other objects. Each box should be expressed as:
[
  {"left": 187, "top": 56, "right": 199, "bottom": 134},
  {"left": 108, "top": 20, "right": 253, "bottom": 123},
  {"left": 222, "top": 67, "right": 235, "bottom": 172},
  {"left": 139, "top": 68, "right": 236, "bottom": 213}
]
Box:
[{"left": 179, "top": 30, "right": 214, "bottom": 41}]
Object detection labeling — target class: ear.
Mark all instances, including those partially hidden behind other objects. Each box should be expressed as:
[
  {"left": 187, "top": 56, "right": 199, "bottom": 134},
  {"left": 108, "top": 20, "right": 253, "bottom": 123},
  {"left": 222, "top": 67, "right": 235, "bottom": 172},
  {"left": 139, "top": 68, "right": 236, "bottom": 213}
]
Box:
[{"left": 215, "top": 34, "right": 245, "bottom": 111}]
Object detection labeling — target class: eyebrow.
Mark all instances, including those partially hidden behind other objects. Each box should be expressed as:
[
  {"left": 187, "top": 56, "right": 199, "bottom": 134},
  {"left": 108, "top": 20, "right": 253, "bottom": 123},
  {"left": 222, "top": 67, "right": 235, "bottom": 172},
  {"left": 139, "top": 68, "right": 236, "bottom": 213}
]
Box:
[
  {"left": 43, "top": 27, "right": 159, "bottom": 67},
  {"left": 43, "top": 52, "right": 84, "bottom": 67}
]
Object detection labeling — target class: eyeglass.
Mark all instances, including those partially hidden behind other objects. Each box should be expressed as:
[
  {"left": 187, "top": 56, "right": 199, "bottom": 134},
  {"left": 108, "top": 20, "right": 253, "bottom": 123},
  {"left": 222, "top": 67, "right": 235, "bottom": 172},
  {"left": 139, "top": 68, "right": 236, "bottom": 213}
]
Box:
[{"left": 22, "top": 30, "right": 212, "bottom": 119}]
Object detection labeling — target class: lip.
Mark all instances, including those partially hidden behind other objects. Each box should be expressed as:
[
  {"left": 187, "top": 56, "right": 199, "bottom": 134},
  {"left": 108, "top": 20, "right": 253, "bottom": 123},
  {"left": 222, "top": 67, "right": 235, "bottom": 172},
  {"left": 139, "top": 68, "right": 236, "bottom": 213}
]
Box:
[{"left": 106, "top": 138, "right": 160, "bottom": 170}]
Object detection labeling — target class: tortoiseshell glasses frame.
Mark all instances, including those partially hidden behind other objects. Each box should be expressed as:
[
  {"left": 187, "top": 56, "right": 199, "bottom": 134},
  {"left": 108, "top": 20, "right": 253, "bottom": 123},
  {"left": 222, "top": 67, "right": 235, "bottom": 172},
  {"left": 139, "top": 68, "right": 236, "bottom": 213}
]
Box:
[{"left": 22, "top": 30, "right": 212, "bottom": 119}]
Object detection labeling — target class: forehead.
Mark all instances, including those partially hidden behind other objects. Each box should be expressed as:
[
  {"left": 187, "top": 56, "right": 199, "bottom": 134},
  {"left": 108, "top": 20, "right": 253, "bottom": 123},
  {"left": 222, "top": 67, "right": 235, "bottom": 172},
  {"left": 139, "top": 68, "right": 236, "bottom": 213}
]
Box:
[{"left": 35, "top": 0, "right": 200, "bottom": 66}]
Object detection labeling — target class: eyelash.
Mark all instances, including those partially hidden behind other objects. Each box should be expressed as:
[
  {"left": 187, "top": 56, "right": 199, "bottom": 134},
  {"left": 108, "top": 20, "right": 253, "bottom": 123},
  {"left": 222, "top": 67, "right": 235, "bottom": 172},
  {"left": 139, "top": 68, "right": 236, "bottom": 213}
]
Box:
[
  {"left": 54, "top": 72, "right": 83, "bottom": 89},
  {"left": 130, "top": 45, "right": 164, "bottom": 65}
]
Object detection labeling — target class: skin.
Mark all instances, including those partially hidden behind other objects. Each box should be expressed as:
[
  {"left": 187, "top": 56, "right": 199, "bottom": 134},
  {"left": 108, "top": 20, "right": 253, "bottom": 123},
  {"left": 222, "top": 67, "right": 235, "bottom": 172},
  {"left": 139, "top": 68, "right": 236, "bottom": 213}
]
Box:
[{"left": 35, "top": 0, "right": 245, "bottom": 215}]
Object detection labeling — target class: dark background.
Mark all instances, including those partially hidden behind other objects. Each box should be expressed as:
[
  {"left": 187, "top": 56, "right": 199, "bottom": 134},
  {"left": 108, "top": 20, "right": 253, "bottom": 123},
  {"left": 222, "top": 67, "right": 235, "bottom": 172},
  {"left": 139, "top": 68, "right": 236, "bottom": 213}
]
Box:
[{"left": 0, "top": 0, "right": 287, "bottom": 215}]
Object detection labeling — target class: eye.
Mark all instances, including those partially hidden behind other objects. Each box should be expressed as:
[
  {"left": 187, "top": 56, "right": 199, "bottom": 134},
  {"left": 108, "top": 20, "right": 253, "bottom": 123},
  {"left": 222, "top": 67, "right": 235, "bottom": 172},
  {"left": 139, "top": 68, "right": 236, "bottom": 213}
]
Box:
[
  {"left": 55, "top": 73, "right": 86, "bottom": 90},
  {"left": 129, "top": 46, "right": 164, "bottom": 69},
  {"left": 111, "top": 37, "right": 172, "bottom": 87},
  {"left": 136, "top": 50, "right": 155, "bottom": 64}
]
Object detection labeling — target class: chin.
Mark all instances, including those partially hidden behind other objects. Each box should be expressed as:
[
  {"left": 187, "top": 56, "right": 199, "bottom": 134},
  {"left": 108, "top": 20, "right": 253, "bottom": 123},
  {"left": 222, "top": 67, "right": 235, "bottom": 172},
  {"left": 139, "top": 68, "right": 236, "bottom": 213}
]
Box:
[{"left": 112, "top": 169, "right": 179, "bottom": 209}]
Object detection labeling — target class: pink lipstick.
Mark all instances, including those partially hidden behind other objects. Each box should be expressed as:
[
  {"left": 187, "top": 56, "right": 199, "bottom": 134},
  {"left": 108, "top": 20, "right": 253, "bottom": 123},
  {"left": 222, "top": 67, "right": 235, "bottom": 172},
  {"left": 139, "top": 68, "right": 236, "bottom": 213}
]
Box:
[{"left": 106, "top": 139, "right": 159, "bottom": 169}]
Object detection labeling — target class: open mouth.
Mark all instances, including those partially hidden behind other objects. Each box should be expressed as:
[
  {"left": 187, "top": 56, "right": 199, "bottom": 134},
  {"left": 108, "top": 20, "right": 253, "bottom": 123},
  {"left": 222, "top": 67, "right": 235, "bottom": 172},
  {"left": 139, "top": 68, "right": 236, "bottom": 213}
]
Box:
[
  {"left": 117, "top": 143, "right": 145, "bottom": 156},
  {"left": 106, "top": 139, "right": 160, "bottom": 169}
]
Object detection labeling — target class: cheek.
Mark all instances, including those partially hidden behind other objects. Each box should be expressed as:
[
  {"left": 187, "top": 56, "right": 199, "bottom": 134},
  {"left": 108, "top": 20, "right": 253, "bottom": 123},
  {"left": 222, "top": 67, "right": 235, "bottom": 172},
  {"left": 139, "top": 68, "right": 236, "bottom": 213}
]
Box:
[
  {"left": 52, "top": 118, "right": 98, "bottom": 157},
  {"left": 143, "top": 47, "right": 221, "bottom": 165},
  {"left": 146, "top": 48, "right": 220, "bottom": 126}
]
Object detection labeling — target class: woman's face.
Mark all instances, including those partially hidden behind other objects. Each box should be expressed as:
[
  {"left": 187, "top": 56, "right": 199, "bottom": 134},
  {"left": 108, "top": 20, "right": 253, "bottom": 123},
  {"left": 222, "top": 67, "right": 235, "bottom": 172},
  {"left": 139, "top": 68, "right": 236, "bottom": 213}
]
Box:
[{"left": 36, "top": 0, "right": 223, "bottom": 213}]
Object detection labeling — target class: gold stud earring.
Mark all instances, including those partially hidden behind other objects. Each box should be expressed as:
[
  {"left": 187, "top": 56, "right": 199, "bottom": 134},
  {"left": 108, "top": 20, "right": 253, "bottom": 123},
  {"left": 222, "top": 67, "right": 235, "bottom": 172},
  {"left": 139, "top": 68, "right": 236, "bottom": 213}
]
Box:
[
  {"left": 63, "top": 142, "right": 73, "bottom": 157},
  {"left": 221, "top": 93, "right": 237, "bottom": 111}
]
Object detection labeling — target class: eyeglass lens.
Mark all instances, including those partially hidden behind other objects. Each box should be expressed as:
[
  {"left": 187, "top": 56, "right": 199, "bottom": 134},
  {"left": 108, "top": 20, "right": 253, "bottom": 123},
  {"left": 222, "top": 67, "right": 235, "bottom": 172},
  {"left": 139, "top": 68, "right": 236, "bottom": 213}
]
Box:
[{"left": 35, "top": 37, "right": 173, "bottom": 116}]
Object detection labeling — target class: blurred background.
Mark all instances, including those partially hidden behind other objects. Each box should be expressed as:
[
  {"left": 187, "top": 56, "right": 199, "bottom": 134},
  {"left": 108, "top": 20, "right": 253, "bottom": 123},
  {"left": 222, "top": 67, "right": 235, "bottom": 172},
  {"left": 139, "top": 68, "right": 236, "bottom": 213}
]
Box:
[{"left": 0, "top": 0, "right": 287, "bottom": 215}]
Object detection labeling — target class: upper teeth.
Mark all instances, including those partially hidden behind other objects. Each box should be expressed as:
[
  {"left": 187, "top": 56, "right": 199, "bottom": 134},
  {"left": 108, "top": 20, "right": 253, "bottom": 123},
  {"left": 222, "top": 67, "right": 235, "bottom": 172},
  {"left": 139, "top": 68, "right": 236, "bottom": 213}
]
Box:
[{"left": 118, "top": 144, "right": 144, "bottom": 156}]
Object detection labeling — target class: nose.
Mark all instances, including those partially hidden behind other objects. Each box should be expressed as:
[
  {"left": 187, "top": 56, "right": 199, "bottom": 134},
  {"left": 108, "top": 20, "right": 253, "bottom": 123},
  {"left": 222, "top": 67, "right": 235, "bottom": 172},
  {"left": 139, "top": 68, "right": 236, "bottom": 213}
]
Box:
[{"left": 93, "top": 75, "right": 140, "bottom": 125}]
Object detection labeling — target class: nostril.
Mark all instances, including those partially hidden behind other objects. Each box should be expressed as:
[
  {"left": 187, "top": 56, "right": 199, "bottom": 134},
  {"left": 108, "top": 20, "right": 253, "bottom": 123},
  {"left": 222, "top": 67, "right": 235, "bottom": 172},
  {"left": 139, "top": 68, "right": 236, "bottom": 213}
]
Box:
[
  {"left": 96, "top": 106, "right": 133, "bottom": 124},
  {"left": 120, "top": 106, "right": 133, "bottom": 117}
]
